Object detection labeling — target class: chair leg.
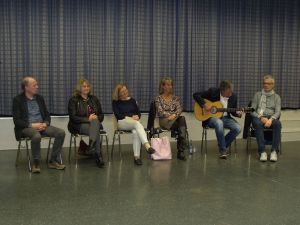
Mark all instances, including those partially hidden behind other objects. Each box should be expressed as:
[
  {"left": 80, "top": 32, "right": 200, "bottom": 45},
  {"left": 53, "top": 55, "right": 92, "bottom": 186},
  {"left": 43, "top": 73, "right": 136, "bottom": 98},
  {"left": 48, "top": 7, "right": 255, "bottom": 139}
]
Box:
[
  {"left": 15, "top": 141, "right": 22, "bottom": 167},
  {"left": 118, "top": 132, "right": 122, "bottom": 158},
  {"left": 204, "top": 129, "right": 208, "bottom": 154},
  {"left": 25, "top": 139, "right": 32, "bottom": 172},
  {"left": 201, "top": 130, "right": 205, "bottom": 154},
  {"left": 234, "top": 138, "right": 237, "bottom": 153},
  {"left": 68, "top": 134, "right": 73, "bottom": 163},
  {"left": 111, "top": 132, "right": 117, "bottom": 160},
  {"left": 46, "top": 138, "right": 52, "bottom": 164},
  {"left": 105, "top": 135, "right": 109, "bottom": 161},
  {"left": 246, "top": 128, "right": 251, "bottom": 155},
  {"left": 279, "top": 134, "right": 282, "bottom": 155},
  {"left": 100, "top": 134, "right": 109, "bottom": 162},
  {"left": 74, "top": 136, "right": 78, "bottom": 166}
]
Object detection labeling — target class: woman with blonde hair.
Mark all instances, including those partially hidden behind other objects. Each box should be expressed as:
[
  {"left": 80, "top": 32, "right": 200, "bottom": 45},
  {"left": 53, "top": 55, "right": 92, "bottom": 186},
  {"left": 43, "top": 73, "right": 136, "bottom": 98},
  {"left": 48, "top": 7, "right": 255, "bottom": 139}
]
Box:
[
  {"left": 68, "top": 78, "right": 105, "bottom": 168},
  {"left": 112, "top": 83, "right": 155, "bottom": 165},
  {"left": 155, "top": 77, "right": 188, "bottom": 160}
]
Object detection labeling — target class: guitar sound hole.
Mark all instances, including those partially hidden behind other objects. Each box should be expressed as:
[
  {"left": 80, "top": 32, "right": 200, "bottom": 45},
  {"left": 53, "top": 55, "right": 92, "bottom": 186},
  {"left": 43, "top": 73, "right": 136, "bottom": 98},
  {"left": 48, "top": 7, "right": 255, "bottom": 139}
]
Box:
[{"left": 210, "top": 107, "right": 217, "bottom": 114}]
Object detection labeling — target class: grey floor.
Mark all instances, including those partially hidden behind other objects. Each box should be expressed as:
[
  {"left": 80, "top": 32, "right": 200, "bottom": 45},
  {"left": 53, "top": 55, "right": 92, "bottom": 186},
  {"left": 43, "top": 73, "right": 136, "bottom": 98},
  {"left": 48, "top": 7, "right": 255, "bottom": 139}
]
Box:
[{"left": 1, "top": 140, "right": 300, "bottom": 225}]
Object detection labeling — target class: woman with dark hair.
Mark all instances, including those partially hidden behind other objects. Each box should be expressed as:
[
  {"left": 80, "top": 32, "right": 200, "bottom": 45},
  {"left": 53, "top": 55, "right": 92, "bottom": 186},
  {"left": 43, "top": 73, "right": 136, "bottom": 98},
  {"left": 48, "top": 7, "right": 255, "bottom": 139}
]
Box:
[
  {"left": 68, "top": 78, "right": 105, "bottom": 168},
  {"left": 112, "top": 83, "right": 155, "bottom": 165},
  {"left": 155, "top": 77, "right": 188, "bottom": 160}
]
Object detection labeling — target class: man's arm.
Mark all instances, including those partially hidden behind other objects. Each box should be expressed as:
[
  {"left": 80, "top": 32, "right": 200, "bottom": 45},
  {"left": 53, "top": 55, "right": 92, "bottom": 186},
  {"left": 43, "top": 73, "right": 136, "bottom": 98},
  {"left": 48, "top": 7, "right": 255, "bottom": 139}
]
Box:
[
  {"left": 193, "top": 91, "right": 206, "bottom": 108},
  {"left": 12, "top": 96, "right": 29, "bottom": 129},
  {"left": 38, "top": 95, "right": 51, "bottom": 126},
  {"left": 229, "top": 94, "right": 240, "bottom": 118},
  {"left": 271, "top": 94, "right": 281, "bottom": 120},
  {"left": 250, "top": 92, "right": 260, "bottom": 118}
]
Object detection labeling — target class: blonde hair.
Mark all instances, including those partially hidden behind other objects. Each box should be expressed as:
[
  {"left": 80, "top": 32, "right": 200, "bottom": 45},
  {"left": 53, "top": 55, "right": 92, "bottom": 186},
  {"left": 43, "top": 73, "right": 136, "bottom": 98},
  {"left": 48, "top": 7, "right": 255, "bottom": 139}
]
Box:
[
  {"left": 159, "top": 77, "right": 173, "bottom": 94},
  {"left": 73, "top": 78, "right": 92, "bottom": 96},
  {"left": 112, "top": 83, "right": 127, "bottom": 100},
  {"left": 263, "top": 74, "right": 275, "bottom": 84}
]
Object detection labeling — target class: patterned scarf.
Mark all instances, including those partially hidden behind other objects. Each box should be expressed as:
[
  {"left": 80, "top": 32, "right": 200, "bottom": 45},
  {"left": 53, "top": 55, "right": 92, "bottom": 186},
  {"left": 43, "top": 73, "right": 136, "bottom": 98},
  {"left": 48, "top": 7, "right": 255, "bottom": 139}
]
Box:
[{"left": 258, "top": 89, "right": 274, "bottom": 116}]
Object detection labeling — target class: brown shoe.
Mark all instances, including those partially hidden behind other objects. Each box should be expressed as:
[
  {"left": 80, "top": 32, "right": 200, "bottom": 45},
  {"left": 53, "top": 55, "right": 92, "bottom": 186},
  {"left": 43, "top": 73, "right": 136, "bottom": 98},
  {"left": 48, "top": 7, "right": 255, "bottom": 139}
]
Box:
[
  {"left": 48, "top": 161, "right": 66, "bottom": 170},
  {"left": 32, "top": 161, "right": 41, "bottom": 173}
]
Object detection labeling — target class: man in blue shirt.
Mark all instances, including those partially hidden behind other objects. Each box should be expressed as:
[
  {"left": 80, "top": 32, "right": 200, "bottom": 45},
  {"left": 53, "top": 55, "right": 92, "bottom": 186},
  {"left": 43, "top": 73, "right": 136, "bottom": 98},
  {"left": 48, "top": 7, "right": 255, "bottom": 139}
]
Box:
[{"left": 13, "top": 76, "right": 66, "bottom": 173}]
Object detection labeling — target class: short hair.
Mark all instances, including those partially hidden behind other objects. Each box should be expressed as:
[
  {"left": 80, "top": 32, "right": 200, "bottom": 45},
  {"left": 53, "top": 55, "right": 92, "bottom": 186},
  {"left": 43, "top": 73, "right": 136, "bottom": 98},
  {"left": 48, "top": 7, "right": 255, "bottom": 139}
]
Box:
[
  {"left": 159, "top": 77, "right": 173, "bottom": 94},
  {"left": 21, "top": 75, "right": 35, "bottom": 91},
  {"left": 263, "top": 74, "right": 275, "bottom": 84},
  {"left": 73, "top": 78, "right": 92, "bottom": 96},
  {"left": 112, "top": 83, "right": 127, "bottom": 101},
  {"left": 219, "top": 80, "right": 233, "bottom": 92}
]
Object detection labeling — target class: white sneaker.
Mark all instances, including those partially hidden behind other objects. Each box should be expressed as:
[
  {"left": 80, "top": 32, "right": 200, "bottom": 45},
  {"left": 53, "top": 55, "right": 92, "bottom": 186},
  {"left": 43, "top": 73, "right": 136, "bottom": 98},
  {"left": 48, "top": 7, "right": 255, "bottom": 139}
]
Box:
[
  {"left": 260, "top": 152, "right": 267, "bottom": 162},
  {"left": 270, "top": 151, "right": 278, "bottom": 162}
]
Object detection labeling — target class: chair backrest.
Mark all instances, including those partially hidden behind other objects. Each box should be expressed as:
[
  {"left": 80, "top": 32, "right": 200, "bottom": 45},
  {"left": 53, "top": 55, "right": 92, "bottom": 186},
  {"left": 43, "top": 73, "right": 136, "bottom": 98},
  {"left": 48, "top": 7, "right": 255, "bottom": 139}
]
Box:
[{"left": 147, "top": 100, "right": 157, "bottom": 130}]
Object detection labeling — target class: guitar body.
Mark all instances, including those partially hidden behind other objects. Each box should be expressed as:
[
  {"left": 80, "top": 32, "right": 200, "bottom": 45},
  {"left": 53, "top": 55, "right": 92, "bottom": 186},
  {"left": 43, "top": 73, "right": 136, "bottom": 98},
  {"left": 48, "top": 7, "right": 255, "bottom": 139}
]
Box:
[{"left": 194, "top": 100, "right": 224, "bottom": 121}]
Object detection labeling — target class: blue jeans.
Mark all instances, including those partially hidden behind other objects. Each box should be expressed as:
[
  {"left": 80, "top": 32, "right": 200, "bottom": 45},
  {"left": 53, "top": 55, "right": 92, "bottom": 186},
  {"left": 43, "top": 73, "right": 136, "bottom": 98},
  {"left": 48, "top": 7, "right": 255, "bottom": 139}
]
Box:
[
  {"left": 251, "top": 117, "right": 281, "bottom": 154},
  {"left": 206, "top": 116, "right": 241, "bottom": 153}
]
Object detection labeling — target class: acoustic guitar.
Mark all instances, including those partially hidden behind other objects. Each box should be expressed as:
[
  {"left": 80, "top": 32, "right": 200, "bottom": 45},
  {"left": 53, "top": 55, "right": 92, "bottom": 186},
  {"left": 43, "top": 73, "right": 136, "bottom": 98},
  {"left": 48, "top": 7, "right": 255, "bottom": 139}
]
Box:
[{"left": 194, "top": 99, "right": 254, "bottom": 121}]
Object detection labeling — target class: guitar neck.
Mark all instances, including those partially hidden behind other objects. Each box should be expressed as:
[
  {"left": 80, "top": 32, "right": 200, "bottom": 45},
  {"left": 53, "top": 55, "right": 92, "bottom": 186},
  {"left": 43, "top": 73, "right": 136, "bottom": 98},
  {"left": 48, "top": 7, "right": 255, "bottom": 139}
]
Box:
[{"left": 217, "top": 108, "right": 244, "bottom": 113}]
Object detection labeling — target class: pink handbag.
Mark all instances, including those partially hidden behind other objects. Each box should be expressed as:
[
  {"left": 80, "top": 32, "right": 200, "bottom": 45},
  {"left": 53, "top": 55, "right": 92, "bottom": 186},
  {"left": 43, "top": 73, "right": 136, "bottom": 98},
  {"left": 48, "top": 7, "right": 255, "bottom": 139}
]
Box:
[{"left": 150, "top": 136, "right": 172, "bottom": 160}]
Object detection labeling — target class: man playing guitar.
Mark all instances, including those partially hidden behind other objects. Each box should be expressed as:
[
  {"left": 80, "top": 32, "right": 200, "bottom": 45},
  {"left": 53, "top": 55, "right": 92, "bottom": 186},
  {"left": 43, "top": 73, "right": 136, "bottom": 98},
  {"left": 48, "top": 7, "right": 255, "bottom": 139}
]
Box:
[{"left": 193, "top": 80, "right": 243, "bottom": 159}]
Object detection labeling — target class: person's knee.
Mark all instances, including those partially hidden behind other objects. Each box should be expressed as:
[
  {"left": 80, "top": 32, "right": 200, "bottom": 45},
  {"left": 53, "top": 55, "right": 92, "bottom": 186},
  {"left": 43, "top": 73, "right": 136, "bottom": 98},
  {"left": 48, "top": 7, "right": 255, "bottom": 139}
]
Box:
[
  {"left": 131, "top": 129, "right": 138, "bottom": 136},
  {"left": 234, "top": 124, "right": 242, "bottom": 134},
  {"left": 91, "top": 119, "right": 101, "bottom": 128},
  {"left": 272, "top": 120, "right": 282, "bottom": 129},
  {"left": 252, "top": 117, "right": 262, "bottom": 128},
  {"left": 134, "top": 121, "right": 143, "bottom": 130},
  {"left": 56, "top": 129, "right": 66, "bottom": 138},
  {"left": 31, "top": 133, "right": 42, "bottom": 143},
  {"left": 212, "top": 119, "right": 223, "bottom": 130},
  {"left": 178, "top": 116, "right": 186, "bottom": 125}
]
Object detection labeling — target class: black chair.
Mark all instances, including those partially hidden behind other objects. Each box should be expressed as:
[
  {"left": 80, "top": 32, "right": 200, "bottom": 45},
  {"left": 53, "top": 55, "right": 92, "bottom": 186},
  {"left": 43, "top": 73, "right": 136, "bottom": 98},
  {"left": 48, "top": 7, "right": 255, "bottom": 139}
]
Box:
[
  {"left": 244, "top": 112, "right": 282, "bottom": 155},
  {"left": 15, "top": 136, "right": 55, "bottom": 172},
  {"left": 111, "top": 115, "right": 150, "bottom": 160},
  {"left": 69, "top": 130, "right": 109, "bottom": 166},
  {"left": 147, "top": 100, "right": 191, "bottom": 148},
  {"left": 200, "top": 124, "right": 237, "bottom": 155}
]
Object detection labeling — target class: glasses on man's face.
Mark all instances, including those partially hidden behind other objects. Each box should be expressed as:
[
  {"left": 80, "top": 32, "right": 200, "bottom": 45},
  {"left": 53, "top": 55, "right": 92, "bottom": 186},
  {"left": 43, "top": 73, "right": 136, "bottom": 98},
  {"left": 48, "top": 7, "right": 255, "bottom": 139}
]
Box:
[{"left": 263, "top": 82, "right": 273, "bottom": 85}]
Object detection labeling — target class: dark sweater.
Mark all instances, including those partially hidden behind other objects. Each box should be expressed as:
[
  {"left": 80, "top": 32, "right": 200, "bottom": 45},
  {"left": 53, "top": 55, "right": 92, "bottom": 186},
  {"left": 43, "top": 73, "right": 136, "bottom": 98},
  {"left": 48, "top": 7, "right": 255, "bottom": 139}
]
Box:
[{"left": 112, "top": 98, "right": 141, "bottom": 120}]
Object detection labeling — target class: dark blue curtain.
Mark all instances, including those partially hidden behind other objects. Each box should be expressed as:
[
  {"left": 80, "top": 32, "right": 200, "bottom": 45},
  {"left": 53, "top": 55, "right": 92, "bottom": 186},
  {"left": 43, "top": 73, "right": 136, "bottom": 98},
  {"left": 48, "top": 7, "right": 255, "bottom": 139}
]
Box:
[{"left": 1, "top": 0, "right": 300, "bottom": 115}]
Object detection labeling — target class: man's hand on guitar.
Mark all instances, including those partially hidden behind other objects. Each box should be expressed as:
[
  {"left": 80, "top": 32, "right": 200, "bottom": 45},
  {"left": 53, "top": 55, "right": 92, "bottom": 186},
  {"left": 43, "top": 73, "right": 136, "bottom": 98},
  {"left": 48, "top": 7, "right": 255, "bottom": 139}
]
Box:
[
  {"left": 236, "top": 110, "right": 243, "bottom": 118},
  {"left": 203, "top": 104, "right": 212, "bottom": 112}
]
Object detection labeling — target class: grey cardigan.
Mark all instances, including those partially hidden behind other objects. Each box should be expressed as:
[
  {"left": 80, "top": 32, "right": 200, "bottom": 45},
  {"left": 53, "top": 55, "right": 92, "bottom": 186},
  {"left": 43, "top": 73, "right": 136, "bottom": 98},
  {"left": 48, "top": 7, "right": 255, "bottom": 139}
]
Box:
[{"left": 250, "top": 91, "right": 281, "bottom": 120}]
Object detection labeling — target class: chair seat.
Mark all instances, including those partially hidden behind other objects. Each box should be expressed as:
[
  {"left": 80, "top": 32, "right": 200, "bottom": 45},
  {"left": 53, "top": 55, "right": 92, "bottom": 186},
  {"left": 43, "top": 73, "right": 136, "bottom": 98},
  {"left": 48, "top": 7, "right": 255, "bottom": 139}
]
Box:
[{"left": 99, "top": 130, "right": 107, "bottom": 135}]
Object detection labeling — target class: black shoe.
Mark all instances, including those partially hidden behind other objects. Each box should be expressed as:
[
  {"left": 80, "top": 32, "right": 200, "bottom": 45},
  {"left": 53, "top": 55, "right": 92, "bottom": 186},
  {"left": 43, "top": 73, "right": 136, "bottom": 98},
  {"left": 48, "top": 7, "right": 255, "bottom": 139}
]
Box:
[
  {"left": 146, "top": 147, "right": 156, "bottom": 154},
  {"left": 95, "top": 154, "right": 105, "bottom": 168},
  {"left": 177, "top": 151, "right": 186, "bottom": 161},
  {"left": 134, "top": 158, "right": 143, "bottom": 166}
]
